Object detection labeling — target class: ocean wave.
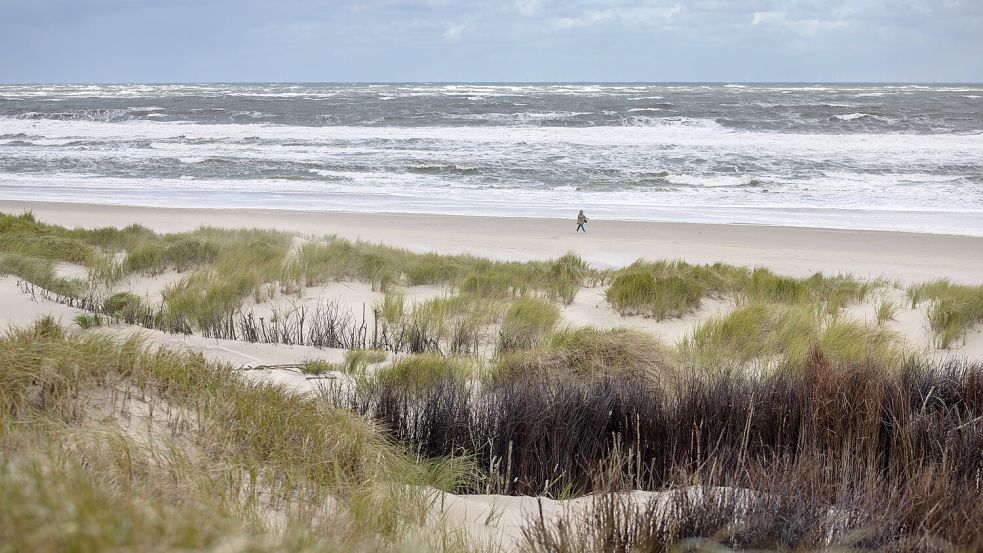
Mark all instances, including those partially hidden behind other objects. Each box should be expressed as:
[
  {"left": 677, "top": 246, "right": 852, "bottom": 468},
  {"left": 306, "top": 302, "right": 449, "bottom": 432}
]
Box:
[
  {"left": 11, "top": 109, "right": 133, "bottom": 122},
  {"left": 753, "top": 102, "right": 864, "bottom": 109},
  {"left": 621, "top": 116, "right": 725, "bottom": 129},
  {"left": 832, "top": 113, "right": 886, "bottom": 122},
  {"left": 4, "top": 117, "right": 981, "bottom": 159},
  {"left": 7, "top": 106, "right": 163, "bottom": 123},
  {"left": 440, "top": 111, "right": 594, "bottom": 126},
  {"left": 664, "top": 174, "right": 759, "bottom": 188},
  {"left": 231, "top": 111, "right": 269, "bottom": 119},
  {"left": 408, "top": 163, "right": 482, "bottom": 175}
]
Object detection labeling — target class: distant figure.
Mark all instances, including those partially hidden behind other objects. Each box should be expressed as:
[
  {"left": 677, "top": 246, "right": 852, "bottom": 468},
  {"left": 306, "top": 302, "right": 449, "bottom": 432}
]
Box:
[{"left": 576, "top": 210, "right": 588, "bottom": 233}]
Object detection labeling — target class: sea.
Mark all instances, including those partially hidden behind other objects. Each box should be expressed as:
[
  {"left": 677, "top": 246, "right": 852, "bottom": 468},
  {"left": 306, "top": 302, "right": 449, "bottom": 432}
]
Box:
[{"left": 1, "top": 83, "right": 981, "bottom": 235}]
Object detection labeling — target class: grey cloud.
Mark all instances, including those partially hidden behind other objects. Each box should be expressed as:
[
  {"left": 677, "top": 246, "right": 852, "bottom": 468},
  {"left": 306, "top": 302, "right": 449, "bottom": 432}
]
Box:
[{"left": 0, "top": 0, "right": 979, "bottom": 82}]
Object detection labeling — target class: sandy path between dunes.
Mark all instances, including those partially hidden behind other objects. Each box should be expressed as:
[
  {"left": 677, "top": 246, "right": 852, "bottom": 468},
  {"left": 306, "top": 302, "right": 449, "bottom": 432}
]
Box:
[{"left": 3, "top": 200, "right": 982, "bottom": 285}]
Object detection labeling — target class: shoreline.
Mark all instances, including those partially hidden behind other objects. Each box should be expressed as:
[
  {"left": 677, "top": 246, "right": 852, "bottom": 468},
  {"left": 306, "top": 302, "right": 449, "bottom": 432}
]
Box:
[{"left": 3, "top": 199, "right": 982, "bottom": 284}]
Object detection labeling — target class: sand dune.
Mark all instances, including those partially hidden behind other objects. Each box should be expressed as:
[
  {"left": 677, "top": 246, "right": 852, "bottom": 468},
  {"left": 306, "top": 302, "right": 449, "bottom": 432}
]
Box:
[{"left": 4, "top": 200, "right": 982, "bottom": 284}]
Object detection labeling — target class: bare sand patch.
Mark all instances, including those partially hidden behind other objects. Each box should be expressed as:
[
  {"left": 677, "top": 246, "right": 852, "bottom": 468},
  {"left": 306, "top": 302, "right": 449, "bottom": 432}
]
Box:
[{"left": 54, "top": 262, "right": 89, "bottom": 281}]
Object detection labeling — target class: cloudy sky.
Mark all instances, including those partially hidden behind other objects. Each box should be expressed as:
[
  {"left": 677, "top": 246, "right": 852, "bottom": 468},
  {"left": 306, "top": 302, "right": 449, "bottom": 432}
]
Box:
[{"left": 2, "top": 0, "right": 981, "bottom": 83}]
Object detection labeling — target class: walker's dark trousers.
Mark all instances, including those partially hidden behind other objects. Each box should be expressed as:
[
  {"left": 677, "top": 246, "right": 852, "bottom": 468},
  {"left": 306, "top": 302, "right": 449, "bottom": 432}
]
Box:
[{"left": 576, "top": 224, "right": 586, "bottom": 232}]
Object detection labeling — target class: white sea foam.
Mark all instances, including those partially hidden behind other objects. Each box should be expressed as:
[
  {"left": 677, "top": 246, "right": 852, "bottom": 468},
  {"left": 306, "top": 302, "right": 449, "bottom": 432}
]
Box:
[
  {"left": 833, "top": 113, "right": 878, "bottom": 121},
  {"left": 231, "top": 111, "right": 268, "bottom": 118},
  {"left": 440, "top": 111, "right": 593, "bottom": 125},
  {"left": 3, "top": 118, "right": 981, "bottom": 164},
  {"left": 665, "top": 174, "right": 756, "bottom": 188}
]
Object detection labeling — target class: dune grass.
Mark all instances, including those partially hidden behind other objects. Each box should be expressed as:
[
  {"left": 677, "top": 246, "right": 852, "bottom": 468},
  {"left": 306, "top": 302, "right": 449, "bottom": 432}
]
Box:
[
  {"left": 681, "top": 302, "right": 905, "bottom": 370},
  {"left": 341, "top": 348, "right": 387, "bottom": 374},
  {"left": 909, "top": 279, "right": 983, "bottom": 348},
  {"left": 376, "top": 293, "right": 508, "bottom": 355},
  {"left": 877, "top": 298, "right": 899, "bottom": 324},
  {"left": 103, "top": 291, "right": 143, "bottom": 318},
  {"left": 0, "top": 211, "right": 593, "bottom": 338},
  {"left": 281, "top": 239, "right": 593, "bottom": 303},
  {"left": 73, "top": 312, "right": 104, "bottom": 329},
  {"left": 374, "top": 354, "right": 478, "bottom": 389},
  {"left": 496, "top": 326, "right": 678, "bottom": 384},
  {"left": 300, "top": 358, "right": 337, "bottom": 375},
  {"left": 497, "top": 296, "right": 561, "bottom": 352},
  {"left": 0, "top": 318, "right": 481, "bottom": 552},
  {"left": 0, "top": 252, "right": 85, "bottom": 297},
  {"left": 605, "top": 260, "right": 873, "bottom": 320},
  {"left": 605, "top": 260, "right": 740, "bottom": 319},
  {"left": 0, "top": 211, "right": 150, "bottom": 275},
  {"left": 377, "top": 290, "right": 406, "bottom": 324}
]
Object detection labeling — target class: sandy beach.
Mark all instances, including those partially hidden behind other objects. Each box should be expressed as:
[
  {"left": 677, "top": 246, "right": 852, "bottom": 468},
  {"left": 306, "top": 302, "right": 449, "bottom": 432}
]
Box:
[{"left": 3, "top": 200, "right": 982, "bottom": 285}]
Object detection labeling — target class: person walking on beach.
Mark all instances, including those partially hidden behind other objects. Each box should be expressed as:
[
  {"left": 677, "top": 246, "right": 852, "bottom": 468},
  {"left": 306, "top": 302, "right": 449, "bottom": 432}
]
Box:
[{"left": 576, "top": 210, "right": 588, "bottom": 233}]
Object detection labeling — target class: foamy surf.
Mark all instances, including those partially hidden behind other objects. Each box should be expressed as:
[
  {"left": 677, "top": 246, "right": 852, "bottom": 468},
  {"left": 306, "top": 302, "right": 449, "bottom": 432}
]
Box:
[{"left": 1, "top": 83, "right": 981, "bottom": 235}]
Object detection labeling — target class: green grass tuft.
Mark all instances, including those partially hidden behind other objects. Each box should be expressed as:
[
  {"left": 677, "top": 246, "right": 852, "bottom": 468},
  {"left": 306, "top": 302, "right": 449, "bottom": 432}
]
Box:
[
  {"left": 876, "top": 299, "right": 899, "bottom": 324},
  {"left": 73, "top": 313, "right": 104, "bottom": 329},
  {"left": 342, "top": 349, "right": 387, "bottom": 374},
  {"left": 497, "top": 297, "right": 561, "bottom": 352},
  {"left": 498, "top": 326, "right": 677, "bottom": 383},
  {"left": 0, "top": 252, "right": 86, "bottom": 297},
  {"left": 909, "top": 280, "right": 983, "bottom": 349},
  {"left": 103, "top": 291, "right": 143, "bottom": 318},
  {"left": 300, "top": 358, "right": 337, "bottom": 375},
  {"left": 374, "top": 354, "right": 476, "bottom": 389}
]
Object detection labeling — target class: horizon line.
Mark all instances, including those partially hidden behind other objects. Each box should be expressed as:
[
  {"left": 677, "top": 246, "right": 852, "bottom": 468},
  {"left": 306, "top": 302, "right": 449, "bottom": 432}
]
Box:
[{"left": 3, "top": 80, "right": 983, "bottom": 86}]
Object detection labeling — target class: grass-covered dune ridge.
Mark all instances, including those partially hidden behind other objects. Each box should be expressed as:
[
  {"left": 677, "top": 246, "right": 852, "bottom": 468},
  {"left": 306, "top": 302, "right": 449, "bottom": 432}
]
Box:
[
  {"left": 3, "top": 210, "right": 982, "bottom": 353},
  {"left": 606, "top": 260, "right": 875, "bottom": 319},
  {"left": 680, "top": 302, "right": 905, "bottom": 370},
  {"left": 0, "top": 318, "right": 480, "bottom": 552}
]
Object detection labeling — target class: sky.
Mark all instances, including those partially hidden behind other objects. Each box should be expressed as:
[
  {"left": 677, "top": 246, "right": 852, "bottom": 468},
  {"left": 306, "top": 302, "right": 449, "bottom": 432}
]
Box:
[{"left": 1, "top": 0, "right": 981, "bottom": 83}]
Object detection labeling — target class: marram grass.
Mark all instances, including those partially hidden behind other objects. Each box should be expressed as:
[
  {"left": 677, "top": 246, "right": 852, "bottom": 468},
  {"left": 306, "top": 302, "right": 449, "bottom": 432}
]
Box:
[
  {"left": 909, "top": 279, "right": 983, "bottom": 348},
  {"left": 681, "top": 301, "right": 906, "bottom": 370},
  {"left": 605, "top": 259, "right": 875, "bottom": 320},
  {"left": 0, "top": 318, "right": 484, "bottom": 553},
  {"left": 497, "top": 296, "right": 561, "bottom": 352}
]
